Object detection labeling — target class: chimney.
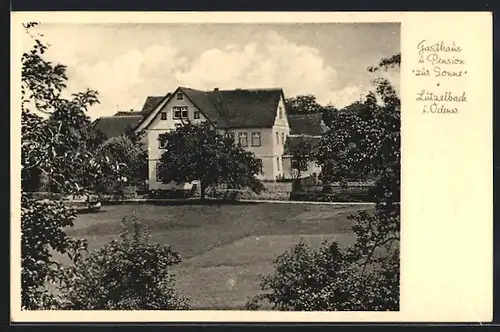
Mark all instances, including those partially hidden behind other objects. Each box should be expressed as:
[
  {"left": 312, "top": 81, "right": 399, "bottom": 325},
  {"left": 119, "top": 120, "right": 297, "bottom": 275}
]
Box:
[{"left": 214, "top": 87, "right": 219, "bottom": 91}]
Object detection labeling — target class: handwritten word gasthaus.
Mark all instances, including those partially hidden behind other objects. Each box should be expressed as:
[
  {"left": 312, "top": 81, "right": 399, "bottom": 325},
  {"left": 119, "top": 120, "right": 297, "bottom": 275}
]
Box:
[{"left": 417, "top": 40, "right": 462, "bottom": 56}]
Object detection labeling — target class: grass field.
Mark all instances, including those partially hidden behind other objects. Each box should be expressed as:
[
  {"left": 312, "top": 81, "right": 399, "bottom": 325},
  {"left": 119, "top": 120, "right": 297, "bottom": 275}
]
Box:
[{"left": 62, "top": 201, "right": 372, "bottom": 309}]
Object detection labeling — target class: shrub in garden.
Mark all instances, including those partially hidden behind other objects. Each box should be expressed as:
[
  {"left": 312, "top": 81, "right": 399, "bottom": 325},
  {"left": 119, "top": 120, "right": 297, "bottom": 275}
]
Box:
[{"left": 58, "top": 217, "right": 189, "bottom": 310}]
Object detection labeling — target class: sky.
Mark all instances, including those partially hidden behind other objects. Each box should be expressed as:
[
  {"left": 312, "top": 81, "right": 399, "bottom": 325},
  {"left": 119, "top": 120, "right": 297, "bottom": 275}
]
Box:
[{"left": 22, "top": 23, "right": 400, "bottom": 120}]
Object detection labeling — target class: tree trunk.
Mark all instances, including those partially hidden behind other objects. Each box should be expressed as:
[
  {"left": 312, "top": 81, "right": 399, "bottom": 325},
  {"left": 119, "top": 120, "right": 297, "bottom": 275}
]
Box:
[
  {"left": 200, "top": 181, "right": 206, "bottom": 200},
  {"left": 292, "top": 169, "right": 302, "bottom": 192},
  {"left": 85, "top": 192, "right": 91, "bottom": 210}
]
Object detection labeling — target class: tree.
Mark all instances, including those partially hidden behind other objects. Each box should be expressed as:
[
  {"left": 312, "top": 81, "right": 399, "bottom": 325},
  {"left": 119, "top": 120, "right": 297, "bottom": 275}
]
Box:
[
  {"left": 285, "top": 94, "right": 324, "bottom": 115},
  {"left": 20, "top": 22, "right": 188, "bottom": 310},
  {"left": 284, "top": 135, "right": 320, "bottom": 190},
  {"left": 20, "top": 22, "right": 128, "bottom": 308},
  {"left": 247, "top": 53, "right": 401, "bottom": 311},
  {"left": 21, "top": 22, "right": 103, "bottom": 308},
  {"left": 316, "top": 93, "right": 383, "bottom": 186},
  {"left": 98, "top": 134, "right": 148, "bottom": 193},
  {"left": 58, "top": 217, "right": 189, "bottom": 310},
  {"left": 157, "top": 122, "right": 264, "bottom": 199}
]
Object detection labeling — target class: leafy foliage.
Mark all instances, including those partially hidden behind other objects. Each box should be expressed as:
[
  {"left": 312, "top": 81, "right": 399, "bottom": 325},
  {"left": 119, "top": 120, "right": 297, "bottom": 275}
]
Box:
[
  {"left": 157, "top": 122, "right": 264, "bottom": 199},
  {"left": 58, "top": 217, "right": 189, "bottom": 310},
  {"left": 20, "top": 22, "right": 103, "bottom": 309},
  {"left": 98, "top": 134, "right": 148, "bottom": 189},
  {"left": 252, "top": 241, "right": 398, "bottom": 311},
  {"left": 21, "top": 193, "right": 88, "bottom": 309},
  {"left": 248, "top": 54, "right": 401, "bottom": 311},
  {"left": 284, "top": 135, "right": 320, "bottom": 189},
  {"left": 285, "top": 94, "right": 324, "bottom": 114},
  {"left": 20, "top": 23, "right": 151, "bottom": 309}
]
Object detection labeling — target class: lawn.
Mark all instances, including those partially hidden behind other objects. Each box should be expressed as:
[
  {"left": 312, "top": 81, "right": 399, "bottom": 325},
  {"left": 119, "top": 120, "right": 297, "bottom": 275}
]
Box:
[{"left": 61, "top": 201, "right": 373, "bottom": 309}]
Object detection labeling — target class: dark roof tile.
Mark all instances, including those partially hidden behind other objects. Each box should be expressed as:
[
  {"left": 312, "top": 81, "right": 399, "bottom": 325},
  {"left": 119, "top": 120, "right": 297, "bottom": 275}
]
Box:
[
  {"left": 206, "top": 88, "right": 283, "bottom": 128},
  {"left": 91, "top": 116, "right": 143, "bottom": 139},
  {"left": 284, "top": 135, "right": 322, "bottom": 155},
  {"left": 288, "top": 112, "right": 326, "bottom": 136},
  {"left": 140, "top": 94, "right": 171, "bottom": 115},
  {"left": 114, "top": 111, "right": 143, "bottom": 116},
  {"left": 179, "top": 87, "right": 228, "bottom": 127}
]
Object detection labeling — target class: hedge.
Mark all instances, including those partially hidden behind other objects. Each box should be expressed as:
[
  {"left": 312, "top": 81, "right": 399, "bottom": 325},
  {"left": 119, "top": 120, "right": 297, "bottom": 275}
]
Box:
[{"left": 289, "top": 187, "right": 376, "bottom": 203}]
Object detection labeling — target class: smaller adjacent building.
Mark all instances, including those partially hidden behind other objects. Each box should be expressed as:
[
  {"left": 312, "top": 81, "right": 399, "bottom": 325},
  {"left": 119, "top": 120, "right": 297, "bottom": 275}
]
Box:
[{"left": 92, "top": 86, "right": 327, "bottom": 191}]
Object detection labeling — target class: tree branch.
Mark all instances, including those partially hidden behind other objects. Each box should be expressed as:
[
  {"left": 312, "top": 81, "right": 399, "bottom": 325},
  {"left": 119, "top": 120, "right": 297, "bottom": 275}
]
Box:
[{"left": 360, "top": 236, "right": 399, "bottom": 277}]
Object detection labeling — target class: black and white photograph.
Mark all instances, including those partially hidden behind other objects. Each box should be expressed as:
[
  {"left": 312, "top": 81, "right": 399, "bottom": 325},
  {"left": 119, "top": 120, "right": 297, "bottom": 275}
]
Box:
[{"left": 19, "top": 20, "right": 400, "bottom": 312}]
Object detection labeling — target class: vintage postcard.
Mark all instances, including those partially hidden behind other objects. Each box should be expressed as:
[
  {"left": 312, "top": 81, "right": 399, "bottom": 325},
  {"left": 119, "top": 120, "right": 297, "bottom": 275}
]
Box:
[{"left": 11, "top": 11, "right": 492, "bottom": 323}]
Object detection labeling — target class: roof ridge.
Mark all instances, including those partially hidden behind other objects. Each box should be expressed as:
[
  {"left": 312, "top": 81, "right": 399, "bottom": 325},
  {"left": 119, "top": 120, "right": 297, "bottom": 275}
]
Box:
[
  {"left": 104, "top": 115, "right": 143, "bottom": 119},
  {"left": 207, "top": 87, "right": 283, "bottom": 92}
]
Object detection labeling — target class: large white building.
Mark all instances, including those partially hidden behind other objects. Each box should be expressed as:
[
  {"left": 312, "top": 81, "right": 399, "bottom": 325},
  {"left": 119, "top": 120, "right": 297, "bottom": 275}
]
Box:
[{"left": 92, "top": 86, "right": 326, "bottom": 191}]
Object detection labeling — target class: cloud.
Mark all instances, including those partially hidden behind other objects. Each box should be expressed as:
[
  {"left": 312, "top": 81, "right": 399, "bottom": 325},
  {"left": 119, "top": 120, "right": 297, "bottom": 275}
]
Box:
[
  {"left": 175, "top": 32, "right": 341, "bottom": 104},
  {"left": 47, "top": 41, "right": 189, "bottom": 119},
  {"left": 24, "top": 28, "right": 399, "bottom": 119}
]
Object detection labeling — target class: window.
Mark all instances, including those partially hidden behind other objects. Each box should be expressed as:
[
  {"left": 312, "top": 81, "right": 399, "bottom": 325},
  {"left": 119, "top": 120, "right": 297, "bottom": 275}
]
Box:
[
  {"left": 173, "top": 106, "right": 188, "bottom": 119},
  {"left": 279, "top": 106, "right": 283, "bottom": 119},
  {"left": 251, "top": 132, "right": 261, "bottom": 147},
  {"left": 238, "top": 132, "right": 248, "bottom": 147},
  {"left": 225, "top": 132, "right": 235, "bottom": 140},
  {"left": 160, "top": 112, "right": 167, "bottom": 120},
  {"left": 176, "top": 92, "right": 183, "bottom": 100},
  {"left": 194, "top": 110, "right": 201, "bottom": 119},
  {"left": 292, "top": 158, "right": 308, "bottom": 171},
  {"left": 281, "top": 133, "right": 285, "bottom": 145},
  {"left": 276, "top": 132, "right": 279, "bottom": 145},
  {"left": 277, "top": 157, "right": 280, "bottom": 171},
  {"left": 156, "top": 163, "right": 162, "bottom": 182},
  {"left": 158, "top": 137, "right": 166, "bottom": 149}
]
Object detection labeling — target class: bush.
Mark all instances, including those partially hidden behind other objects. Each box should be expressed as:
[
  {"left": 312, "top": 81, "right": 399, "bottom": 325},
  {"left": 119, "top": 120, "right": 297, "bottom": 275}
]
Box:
[
  {"left": 21, "top": 193, "right": 87, "bottom": 309},
  {"left": 246, "top": 241, "right": 399, "bottom": 311},
  {"left": 289, "top": 188, "right": 375, "bottom": 202},
  {"left": 25, "top": 191, "right": 66, "bottom": 201},
  {"left": 206, "top": 189, "right": 242, "bottom": 200},
  {"left": 148, "top": 189, "right": 195, "bottom": 199},
  {"left": 58, "top": 217, "right": 189, "bottom": 310}
]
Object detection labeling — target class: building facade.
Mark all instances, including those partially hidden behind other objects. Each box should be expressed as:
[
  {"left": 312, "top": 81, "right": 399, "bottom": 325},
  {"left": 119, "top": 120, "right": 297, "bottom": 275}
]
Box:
[{"left": 92, "top": 86, "right": 327, "bottom": 191}]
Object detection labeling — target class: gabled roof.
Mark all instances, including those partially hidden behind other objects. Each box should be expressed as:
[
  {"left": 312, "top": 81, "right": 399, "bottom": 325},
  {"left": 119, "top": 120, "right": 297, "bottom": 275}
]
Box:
[
  {"left": 288, "top": 112, "right": 327, "bottom": 136},
  {"left": 179, "top": 87, "right": 228, "bottom": 128},
  {"left": 140, "top": 94, "right": 171, "bottom": 115},
  {"left": 114, "top": 111, "right": 143, "bottom": 116},
  {"left": 136, "top": 87, "right": 285, "bottom": 131},
  {"left": 91, "top": 115, "right": 143, "bottom": 139},
  {"left": 206, "top": 88, "right": 284, "bottom": 128}
]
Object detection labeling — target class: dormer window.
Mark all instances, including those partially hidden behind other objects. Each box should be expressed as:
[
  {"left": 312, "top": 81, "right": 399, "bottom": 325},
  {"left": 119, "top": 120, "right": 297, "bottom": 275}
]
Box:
[{"left": 176, "top": 93, "right": 183, "bottom": 100}]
